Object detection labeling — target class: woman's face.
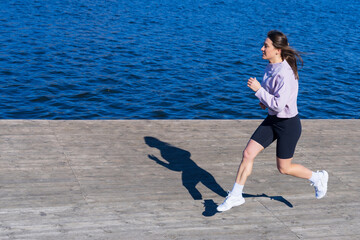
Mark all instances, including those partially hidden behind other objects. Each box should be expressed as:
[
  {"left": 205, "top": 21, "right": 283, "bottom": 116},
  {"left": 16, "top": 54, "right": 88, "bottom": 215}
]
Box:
[{"left": 261, "top": 38, "right": 281, "bottom": 63}]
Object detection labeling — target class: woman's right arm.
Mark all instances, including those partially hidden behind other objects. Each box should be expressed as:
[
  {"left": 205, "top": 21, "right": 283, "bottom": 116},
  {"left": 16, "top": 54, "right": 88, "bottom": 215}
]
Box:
[{"left": 259, "top": 102, "right": 266, "bottom": 110}]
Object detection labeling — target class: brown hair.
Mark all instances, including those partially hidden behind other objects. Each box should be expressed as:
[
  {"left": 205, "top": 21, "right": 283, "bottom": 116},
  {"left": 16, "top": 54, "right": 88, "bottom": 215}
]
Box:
[{"left": 267, "top": 30, "right": 303, "bottom": 80}]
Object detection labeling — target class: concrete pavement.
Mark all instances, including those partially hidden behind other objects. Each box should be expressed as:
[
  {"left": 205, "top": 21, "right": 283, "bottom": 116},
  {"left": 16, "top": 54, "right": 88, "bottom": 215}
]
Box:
[{"left": 0, "top": 120, "right": 359, "bottom": 239}]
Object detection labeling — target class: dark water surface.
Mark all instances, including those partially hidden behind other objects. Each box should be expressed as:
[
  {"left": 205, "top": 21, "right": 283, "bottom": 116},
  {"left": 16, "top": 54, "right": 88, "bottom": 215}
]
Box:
[{"left": 1, "top": 0, "right": 359, "bottom": 119}]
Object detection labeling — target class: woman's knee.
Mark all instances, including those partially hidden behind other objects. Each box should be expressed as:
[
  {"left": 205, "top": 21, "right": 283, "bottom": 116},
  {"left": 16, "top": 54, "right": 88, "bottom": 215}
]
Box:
[
  {"left": 242, "top": 148, "right": 255, "bottom": 162},
  {"left": 240, "top": 150, "right": 254, "bottom": 177},
  {"left": 277, "top": 165, "right": 289, "bottom": 175},
  {"left": 277, "top": 161, "right": 291, "bottom": 175},
  {"left": 243, "top": 140, "right": 263, "bottom": 160}
]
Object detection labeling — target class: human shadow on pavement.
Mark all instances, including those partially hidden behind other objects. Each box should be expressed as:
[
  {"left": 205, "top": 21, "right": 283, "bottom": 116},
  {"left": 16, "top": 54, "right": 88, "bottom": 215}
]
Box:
[
  {"left": 202, "top": 193, "right": 293, "bottom": 217},
  {"left": 144, "top": 136, "right": 227, "bottom": 200},
  {"left": 243, "top": 193, "right": 293, "bottom": 208},
  {"left": 202, "top": 199, "right": 218, "bottom": 217}
]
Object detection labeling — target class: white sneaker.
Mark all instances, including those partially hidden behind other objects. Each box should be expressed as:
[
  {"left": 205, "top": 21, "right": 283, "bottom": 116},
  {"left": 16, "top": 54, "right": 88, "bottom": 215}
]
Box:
[
  {"left": 311, "top": 170, "right": 329, "bottom": 199},
  {"left": 217, "top": 192, "right": 245, "bottom": 212}
]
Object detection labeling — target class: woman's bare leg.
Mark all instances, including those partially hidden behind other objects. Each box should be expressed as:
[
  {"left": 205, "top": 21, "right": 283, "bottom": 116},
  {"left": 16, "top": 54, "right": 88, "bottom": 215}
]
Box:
[
  {"left": 276, "top": 157, "right": 312, "bottom": 179},
  {"left": 217, "top": 139, "right": 264, "bottom": 212},
  {"left": 276, "top": 157, "right": 329, "bottom": 199},
  {"left": 235, "top": 139, "right": 264, "bottom": 185}
]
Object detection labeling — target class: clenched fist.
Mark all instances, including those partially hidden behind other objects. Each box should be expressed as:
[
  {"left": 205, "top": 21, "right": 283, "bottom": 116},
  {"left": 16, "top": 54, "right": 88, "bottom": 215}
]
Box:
[{"left": 247, "top": 77, "right": 261, "bottom": 92}]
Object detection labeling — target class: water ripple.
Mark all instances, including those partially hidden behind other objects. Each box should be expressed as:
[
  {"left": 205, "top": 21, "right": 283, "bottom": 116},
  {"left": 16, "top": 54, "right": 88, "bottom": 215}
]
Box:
[{"left": 0, "top": 0, "right": 359, "bottom": 119}]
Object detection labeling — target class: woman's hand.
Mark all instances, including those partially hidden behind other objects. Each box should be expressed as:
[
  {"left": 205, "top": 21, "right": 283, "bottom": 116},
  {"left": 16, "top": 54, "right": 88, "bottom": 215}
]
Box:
[
  {"left": 247, "top": 77, "right": 261, "bottom": 92},
  {"left": 259, "top": 102, "right": 266, "bottom": 110}
]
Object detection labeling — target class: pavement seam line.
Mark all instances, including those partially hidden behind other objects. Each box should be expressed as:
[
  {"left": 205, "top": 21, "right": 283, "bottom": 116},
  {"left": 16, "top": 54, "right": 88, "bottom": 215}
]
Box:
[
  {"left": 255, "top": 198, "right": 301, "bottom": 239},
  {"left": 49, "top": 121, "right": 89, "bottom": 204}
]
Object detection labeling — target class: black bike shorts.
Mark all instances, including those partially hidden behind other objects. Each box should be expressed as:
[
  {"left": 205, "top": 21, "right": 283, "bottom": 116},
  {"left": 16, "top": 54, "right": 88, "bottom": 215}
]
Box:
[{"left": 251, "top": 114, "right": 302, "bottom": 159}]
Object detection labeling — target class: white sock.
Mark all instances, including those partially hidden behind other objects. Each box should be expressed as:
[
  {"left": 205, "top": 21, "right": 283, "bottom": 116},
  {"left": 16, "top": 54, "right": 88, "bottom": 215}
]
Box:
[
  {"left": 309, "top": 171, "right": 320, "bottom": 184},
  {"left": 231, "top": 183, "right": 244, "bottom": 197}
]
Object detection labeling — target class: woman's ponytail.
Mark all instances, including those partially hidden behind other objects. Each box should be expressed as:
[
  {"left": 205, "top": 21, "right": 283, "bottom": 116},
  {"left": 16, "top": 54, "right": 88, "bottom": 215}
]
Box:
[{"left": 267, "top": 30, "right": 303, "bottom": 80}]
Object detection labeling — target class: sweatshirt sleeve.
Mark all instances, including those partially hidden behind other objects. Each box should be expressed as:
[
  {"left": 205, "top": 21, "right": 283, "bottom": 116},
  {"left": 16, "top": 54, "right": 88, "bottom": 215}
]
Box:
[{"left": 255, "top": 74, "right": 290, "bottom": 113}]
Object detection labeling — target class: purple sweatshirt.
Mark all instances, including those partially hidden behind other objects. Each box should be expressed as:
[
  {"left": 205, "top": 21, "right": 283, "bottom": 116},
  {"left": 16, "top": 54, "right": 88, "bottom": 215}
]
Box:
[{"left": 255, "top": 60, "right": 299, "bottom": 118}]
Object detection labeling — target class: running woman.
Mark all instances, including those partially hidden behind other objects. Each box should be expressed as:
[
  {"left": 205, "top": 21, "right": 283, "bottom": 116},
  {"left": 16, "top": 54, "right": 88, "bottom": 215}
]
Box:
[{"left": 217, "top": 30, "right": 328, "bottom": 212}]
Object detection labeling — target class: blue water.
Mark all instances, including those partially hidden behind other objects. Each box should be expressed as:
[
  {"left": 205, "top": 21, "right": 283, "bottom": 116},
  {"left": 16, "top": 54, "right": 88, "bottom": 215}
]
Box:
[{"left": 1, "top": 0, "right": 359, "bottom": 119}]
